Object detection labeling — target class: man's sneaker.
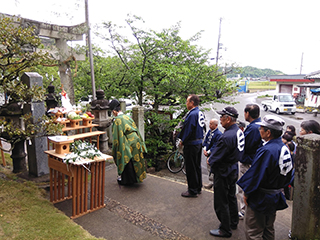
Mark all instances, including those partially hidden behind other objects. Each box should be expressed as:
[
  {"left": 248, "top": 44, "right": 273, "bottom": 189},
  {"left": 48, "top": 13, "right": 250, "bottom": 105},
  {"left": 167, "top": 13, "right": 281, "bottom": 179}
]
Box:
[
  {"left": 238, "top": 211, "right": 244, "bottom": 220},
  {"left": 204, "top": 183, "right": 213, "bottom": 189}
]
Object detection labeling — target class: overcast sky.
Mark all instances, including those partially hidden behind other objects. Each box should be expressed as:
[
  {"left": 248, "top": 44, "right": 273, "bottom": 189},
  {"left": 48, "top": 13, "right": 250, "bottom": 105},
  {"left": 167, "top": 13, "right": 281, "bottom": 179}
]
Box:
[{"left": 2, "top": 0, "right": 320, "bottom": 75}]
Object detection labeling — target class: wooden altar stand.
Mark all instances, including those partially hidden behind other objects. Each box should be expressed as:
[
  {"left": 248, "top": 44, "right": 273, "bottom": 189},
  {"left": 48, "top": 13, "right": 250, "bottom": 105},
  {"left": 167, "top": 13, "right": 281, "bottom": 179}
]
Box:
[{"left": 44, "top": 150, "right": 113, "bottom": 219}]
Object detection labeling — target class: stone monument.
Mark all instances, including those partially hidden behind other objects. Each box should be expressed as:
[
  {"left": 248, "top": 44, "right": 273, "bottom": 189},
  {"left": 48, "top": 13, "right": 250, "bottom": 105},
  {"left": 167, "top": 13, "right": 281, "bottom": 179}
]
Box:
[{"left": 22, "top": 72, "right": 48, "bottom": 177}]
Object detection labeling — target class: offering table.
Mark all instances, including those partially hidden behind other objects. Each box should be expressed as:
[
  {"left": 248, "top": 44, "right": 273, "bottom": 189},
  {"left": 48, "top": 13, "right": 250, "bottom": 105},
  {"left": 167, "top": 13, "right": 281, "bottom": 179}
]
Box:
[{"left": 44, "top": 149, "right": 113, "bottom": 219}]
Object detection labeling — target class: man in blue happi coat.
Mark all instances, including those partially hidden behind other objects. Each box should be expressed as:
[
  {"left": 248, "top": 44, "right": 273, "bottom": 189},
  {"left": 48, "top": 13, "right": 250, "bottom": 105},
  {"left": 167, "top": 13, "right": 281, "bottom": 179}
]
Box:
[
  {"left": 207, "top": 106, "right": 245, "bottom": 238},
  {"left": 178, "top": 94, "right": 205, "bottom": 197},
  {"left": 202, "top": 118, "right": 222, "bottom": 189},
  {"left": 237, "top": 115, "right": 293, "bottom": 240},
  {"left": 238, "top": 104, "right": 262, "bottom": 220}
]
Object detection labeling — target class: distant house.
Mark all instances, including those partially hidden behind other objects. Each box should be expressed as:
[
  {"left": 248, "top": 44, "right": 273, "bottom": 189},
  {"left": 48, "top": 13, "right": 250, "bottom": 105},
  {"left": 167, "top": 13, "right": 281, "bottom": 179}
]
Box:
[
  {"left": 267, "top": 74, "right": 314, "bottom": 95},
  {"left": 297, "top": 71, "right": 320, "bottom": 108},
  {"left": 267, "top": 72, "right": 320, "bottom": 107}
]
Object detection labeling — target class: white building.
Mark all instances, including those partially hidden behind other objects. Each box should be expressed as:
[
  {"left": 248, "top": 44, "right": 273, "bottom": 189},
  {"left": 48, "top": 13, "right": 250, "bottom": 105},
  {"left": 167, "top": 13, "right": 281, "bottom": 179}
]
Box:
[
  {"left": 297, "top": 71, "right": 320, "bottom": 108},
  {"left": 268, "top": 73, "right": 320, "bottom": 108}
]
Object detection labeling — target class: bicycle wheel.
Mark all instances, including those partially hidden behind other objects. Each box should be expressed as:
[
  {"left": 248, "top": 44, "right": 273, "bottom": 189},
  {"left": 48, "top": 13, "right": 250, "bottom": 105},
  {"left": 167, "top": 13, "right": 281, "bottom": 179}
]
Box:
[
  {"left": 167, "top": 151, "right": 184, "bottom": 173},
  {"left": 181, "top": 160, "right": 186, "bottom": 175}
]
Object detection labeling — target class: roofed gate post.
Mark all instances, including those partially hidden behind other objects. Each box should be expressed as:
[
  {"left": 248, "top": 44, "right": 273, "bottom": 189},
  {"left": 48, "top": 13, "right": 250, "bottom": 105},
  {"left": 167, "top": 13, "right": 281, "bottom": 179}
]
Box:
[{"left": 132, "top": 106, "right": 145, "bottom": 141}]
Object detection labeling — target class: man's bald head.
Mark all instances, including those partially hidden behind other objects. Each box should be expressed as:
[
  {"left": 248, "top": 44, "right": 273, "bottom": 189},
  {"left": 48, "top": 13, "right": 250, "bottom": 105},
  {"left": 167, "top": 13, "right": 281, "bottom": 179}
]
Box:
[{"left": 209, "top": 118, "right": 219, "bottom": 130}]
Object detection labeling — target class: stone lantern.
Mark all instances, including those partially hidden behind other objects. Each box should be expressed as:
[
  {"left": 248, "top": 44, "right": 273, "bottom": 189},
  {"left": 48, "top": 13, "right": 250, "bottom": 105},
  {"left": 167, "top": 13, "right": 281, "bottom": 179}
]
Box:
[
  {"left": 91, "top": 89, "right": 113, "bottom": 153},
  {"left": 45, "top": 84, "right": 59, "bottom": 112},
  {"left": 0, "top": 102, "right": 26, "bottom": 173},
  {"left": 0, "top": 72, "right": 49, "bottom": 175}
]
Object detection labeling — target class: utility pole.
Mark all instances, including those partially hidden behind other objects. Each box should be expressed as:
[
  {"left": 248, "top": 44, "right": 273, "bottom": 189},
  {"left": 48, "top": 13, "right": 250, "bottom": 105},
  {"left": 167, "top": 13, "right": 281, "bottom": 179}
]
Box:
[
  {"left": 300, "top": 52, "right": 304, "bottom": 74},
  {"left": 85, "top": 0, "right": 96, "bottom": 100},
  {"left": 216, "top": 18, "right": 222, "bottom": 66}
]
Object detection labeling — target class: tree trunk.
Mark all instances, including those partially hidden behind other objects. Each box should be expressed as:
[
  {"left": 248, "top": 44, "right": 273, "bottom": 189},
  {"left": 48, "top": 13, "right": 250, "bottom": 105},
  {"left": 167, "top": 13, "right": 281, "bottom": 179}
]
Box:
[
  {"left": 138, "top": 89, "right": 143, "bottom": 106},
  {"left": 11, "top": 140, "right": 27, "bottom": 173},
  {"left": 56, "top": 38, "right": 75, "bottom": 105}
]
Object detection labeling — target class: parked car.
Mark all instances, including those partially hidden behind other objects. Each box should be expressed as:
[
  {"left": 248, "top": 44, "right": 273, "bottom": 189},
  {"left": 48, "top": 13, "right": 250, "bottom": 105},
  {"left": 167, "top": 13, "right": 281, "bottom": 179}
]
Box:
[
  {"left": 79, "top": 95, "right": 92, "bottom": 108},
  {"left": 261, "top": 93, "right": 296, "bottom": 115}
]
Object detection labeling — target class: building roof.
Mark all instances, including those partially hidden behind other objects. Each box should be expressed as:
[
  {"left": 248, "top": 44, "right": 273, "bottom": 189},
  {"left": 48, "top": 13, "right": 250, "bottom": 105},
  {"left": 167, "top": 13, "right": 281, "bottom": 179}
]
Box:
[
  {"left": 305, "top": 70, "right": 320, "bottom": 79},
  {"left": 297, "top": 83, "right": 320, "bottom": 88},
  {"left": 266, "top": 72, "right": 320, "bottom": 83},
  {"left": 270, "top": 79, "right": 314, "bottom": 83},
  {"left": 267, "top": 74, "right": 314, "bottom": 83},
  {"left": 269, "top": 74, "right": 306, "bottom": 79}
]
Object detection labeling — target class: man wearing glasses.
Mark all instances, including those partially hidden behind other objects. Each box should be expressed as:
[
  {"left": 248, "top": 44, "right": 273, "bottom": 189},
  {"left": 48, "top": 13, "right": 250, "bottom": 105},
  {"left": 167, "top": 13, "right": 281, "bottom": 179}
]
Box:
[
  {"left": 237, "top": 115, "right": 293, "bottom": 239},
  {"left": 207, "top": 106, "right": 245, "bottom": 238}
]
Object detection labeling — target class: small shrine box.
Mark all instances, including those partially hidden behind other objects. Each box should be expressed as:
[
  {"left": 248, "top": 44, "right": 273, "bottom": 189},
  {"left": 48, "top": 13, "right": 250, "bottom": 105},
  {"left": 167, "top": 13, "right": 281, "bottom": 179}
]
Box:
[
  {"left": 82, "top": 117, "right": 94, "bottom": 126},
  {"left": 48, "top": 136, "right": 74, "bottom": 154},
  {"left": 55, "top": 119, "right": 70, "bottom": 128},
  {"left": 69, "top": 119, "right": 82, "bottom": 127}
]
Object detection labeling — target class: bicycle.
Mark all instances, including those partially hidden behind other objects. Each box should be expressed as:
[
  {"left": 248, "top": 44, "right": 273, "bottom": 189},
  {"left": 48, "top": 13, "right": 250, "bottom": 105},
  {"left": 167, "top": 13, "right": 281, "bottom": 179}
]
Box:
[{"left": 166, "top": 139, "right": 186, "bottom": 175}]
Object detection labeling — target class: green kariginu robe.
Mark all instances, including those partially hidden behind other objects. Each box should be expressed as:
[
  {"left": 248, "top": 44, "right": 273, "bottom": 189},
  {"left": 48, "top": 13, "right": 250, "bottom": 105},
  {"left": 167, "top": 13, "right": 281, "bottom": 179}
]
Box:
[{"left": 112, "top": 113, "right": 147, "bottom": 183}]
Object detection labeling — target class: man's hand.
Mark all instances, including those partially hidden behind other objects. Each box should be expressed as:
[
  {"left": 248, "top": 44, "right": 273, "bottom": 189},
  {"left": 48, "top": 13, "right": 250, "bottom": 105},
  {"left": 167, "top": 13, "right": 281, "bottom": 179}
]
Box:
[
  {"left": 203, "top": 149, "right": 208, "bottom": 157},
  {"left": 244, "top": 195, "right": 248, "bottom": 206}
]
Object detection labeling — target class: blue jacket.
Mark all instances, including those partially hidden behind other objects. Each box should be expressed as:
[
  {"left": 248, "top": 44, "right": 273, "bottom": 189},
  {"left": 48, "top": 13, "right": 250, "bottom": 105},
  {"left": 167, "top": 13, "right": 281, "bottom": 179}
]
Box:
[
  {"left": 240, "top": 117, "right": 262, "bottom": 165},
  {"left": 237, "top": 137, "right": 293, "bottom": 214},
  {"left": 208, "top": 124, "right": 244, "bottom": 177},
  {"left": 202, "top": 128, "right": 222, "bottom": 155},
  {"left": 178, "top": 107, "right": 205, "bottom": 145}
]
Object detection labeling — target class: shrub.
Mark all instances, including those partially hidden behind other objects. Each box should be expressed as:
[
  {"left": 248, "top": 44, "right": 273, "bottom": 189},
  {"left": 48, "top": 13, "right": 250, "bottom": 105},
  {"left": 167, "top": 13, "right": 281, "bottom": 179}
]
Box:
[{"left": 144, "top": 110, "right": 180, "bottom": 169}]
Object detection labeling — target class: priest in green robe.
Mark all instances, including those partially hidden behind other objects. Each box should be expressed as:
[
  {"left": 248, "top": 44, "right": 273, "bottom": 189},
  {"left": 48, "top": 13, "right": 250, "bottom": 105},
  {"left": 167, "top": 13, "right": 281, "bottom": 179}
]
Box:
[{"left": 109, "top": 99, "right": 147, "bottom": 185}]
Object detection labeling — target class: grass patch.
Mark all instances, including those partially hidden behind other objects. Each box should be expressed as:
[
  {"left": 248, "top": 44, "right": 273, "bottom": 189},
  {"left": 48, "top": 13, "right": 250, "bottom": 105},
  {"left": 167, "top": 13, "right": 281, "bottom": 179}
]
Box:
[
  {"left": 257, "top": 94, "right": 272, "bottom": 98},
  {"left": 249, "top": 85, "right": 276, "bottom": 90},
  {"left": 248, "top": 81, "right": 276, "bottom": 87},
  {"left": 0, "top": 153, "right": 103, "bottom": 240},
  {"left": 239, "top": 81, "right": 276, "bottom": 90},
  {"left": 1, "top": 151, "right": 12, "bottom": 166}
]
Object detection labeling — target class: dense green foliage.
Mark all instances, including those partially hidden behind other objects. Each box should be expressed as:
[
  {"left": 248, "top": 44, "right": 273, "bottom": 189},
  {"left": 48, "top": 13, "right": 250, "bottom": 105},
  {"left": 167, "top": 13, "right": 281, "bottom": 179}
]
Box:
[
  {"left": 0, "top": 16, "right": 63, "bottom": 172},
  {"left": 0, "top": 17, "right": 54, "bottom": 88},
  {"left": 94, "top": 15, "right": 239, "bottom": 110},
  {"left": 71, "top": 15, "right": 241, "bottom": 167},
  {"left": 31, "top": 64, "right": 60, "bottom": 93},
  {"left": 227, "top": 66, "right": 284, "bottom": 78},
  {"left": 143, "top": 109, "right": 180, "bottom": 167},
  {"left": 71, "top": 46, "right": 128, "bottom": 102}
]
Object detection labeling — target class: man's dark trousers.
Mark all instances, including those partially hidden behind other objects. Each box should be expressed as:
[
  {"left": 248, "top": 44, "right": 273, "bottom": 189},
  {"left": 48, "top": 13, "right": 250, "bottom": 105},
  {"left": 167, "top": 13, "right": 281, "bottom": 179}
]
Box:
[
  {"left": 213, "top": 172, "right": 239, "bottom": 235},
  {"left": 184, "top": 144, "right": 202, "bottom": 195}
]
